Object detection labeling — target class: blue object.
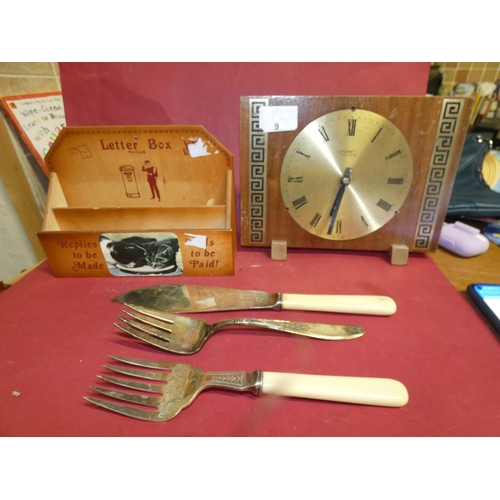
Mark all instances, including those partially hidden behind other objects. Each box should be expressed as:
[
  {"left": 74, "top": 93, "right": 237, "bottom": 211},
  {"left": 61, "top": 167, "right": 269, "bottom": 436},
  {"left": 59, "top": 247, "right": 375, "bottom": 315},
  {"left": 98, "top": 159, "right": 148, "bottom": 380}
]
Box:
[{"left": 484, "top": 222, "right": 500, "bottom": 245}]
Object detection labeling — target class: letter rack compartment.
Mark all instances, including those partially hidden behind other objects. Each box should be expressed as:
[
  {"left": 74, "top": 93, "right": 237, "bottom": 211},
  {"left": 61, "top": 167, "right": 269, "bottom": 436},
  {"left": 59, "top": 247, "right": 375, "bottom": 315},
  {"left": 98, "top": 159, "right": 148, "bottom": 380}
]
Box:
[{"left": 38, "top": 125, "right": 236, "bottom": 277}]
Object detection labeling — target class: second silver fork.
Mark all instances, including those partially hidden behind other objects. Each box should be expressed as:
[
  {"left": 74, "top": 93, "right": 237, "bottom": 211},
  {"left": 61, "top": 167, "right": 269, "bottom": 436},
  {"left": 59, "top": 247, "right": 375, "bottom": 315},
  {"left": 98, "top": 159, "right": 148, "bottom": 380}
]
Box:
[{"left": 116, "top": 304, "right": 365, "bottom": 354}]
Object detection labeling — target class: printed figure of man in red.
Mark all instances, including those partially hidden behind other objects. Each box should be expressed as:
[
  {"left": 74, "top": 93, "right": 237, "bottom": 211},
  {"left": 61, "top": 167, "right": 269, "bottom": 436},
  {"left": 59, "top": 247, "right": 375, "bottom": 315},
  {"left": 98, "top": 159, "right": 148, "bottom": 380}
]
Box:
[{"left": 142, "top": 160, "right": 161, "bottom": 201}]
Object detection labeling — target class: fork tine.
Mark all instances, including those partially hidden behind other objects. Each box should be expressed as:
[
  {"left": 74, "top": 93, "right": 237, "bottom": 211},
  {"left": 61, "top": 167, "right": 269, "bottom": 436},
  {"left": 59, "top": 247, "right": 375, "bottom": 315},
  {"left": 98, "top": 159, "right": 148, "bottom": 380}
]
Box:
[
  {"left": 104, "top": 364, "right": 170, "bottom": 381},
  {"left": 108, "top": 355, "right": 181, "bottom": 370},
  {"left": 121, "top": 309, "right": 174, "bottom": 333},
  {"left": 89, "top": 385, "right": 161, "bottom": 407},
  {"left": 84, "top": 396, "right": 164, "bottom": 422},
  {"left": 117, "top": 316, "right": 172, "bottom": 340},
  {"left": 123, "top": 303, "right": 179, "bottom": 323},
  {"left": 97, "top": 374, "right": 164, "bottom": 394},
  {"left": 115, "top": 323, "right": 174, "bottom": 352}
]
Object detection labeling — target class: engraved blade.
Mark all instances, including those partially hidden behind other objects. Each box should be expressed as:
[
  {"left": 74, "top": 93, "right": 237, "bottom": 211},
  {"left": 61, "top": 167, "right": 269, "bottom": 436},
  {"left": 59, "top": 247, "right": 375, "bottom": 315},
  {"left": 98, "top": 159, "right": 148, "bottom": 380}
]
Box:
[{"left": 111, "top": 284, "right": 280, "bottom": 313}]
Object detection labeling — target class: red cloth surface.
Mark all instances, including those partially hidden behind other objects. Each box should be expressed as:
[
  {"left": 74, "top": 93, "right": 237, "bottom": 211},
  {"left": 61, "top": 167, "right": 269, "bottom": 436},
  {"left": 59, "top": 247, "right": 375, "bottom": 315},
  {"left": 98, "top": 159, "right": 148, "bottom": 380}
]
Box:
[{"left": 2, "top": 248, "right": 500, "bottom": 436}]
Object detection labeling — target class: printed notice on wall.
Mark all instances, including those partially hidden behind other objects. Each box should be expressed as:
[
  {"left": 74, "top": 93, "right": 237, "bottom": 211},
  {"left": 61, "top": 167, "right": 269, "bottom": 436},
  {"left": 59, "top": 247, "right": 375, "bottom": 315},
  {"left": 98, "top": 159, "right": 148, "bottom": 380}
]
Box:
[{"left": 0, "top": 92, "right": 66, "bottom": 178}]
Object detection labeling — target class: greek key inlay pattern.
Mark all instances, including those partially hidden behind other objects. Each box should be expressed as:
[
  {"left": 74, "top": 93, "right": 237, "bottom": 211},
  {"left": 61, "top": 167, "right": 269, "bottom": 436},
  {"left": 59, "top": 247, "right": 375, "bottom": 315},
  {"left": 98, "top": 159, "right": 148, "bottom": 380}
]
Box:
[
  {"left": 248, "top": 98, "right": 269, "bottom": 243},
  {"left": 414, "top": 99, "right": 464, "bottom": 249}
]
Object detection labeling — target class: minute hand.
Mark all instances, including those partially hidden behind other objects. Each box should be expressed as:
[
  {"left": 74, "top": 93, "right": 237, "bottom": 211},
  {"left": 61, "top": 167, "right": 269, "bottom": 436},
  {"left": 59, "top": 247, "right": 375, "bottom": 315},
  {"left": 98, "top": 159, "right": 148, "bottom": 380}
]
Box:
[{"left": 327, "top": 167, "right": 352, "bottom": 235}]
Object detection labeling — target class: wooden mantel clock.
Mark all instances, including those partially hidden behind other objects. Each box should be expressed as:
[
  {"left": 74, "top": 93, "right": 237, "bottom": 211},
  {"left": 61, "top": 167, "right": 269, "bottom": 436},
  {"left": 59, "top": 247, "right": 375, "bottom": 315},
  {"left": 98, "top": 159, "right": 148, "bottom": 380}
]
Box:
[{"left": 240, "top": 96, "right": 472, "bottom": 264}]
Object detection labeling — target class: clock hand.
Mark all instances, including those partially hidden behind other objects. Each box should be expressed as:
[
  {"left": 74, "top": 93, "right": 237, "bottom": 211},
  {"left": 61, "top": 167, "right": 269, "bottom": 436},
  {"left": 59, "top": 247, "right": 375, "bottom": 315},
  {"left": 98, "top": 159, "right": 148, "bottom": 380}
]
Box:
[{"left": 327, "top": 167, "right": 352, "bottom": 235}]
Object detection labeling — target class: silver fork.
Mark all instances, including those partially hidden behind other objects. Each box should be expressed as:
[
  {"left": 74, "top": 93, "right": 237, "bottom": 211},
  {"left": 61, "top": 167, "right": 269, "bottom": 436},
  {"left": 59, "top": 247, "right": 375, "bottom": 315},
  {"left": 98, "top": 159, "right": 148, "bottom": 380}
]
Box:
[
  {"left": 84, "top": 355, "right": 409, "bottom": 421},
  {"left": 115, "top": 304, "right": 365, "bottom": 354}
]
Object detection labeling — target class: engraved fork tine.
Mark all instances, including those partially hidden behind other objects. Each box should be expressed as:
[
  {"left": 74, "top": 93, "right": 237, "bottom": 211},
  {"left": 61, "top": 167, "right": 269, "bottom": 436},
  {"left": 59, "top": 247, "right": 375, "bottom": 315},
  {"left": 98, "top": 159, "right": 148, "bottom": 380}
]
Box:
[
  {"left": 87, "top": 359, "right": 171, "bottom": 419},
  {"left": 84, "top": 355, "right": 409, "bottom": 422},
  {"left": 85, "top": 395, "right": 164, "bottom": 421},
  {"left": 102, "top": 362, "right": 171, "bottom": 381},
  {"left": 107, "top": 355, "right": 176, "bottom": 369},
  {"left": 115, "top": 303, "right": 365, "bottom": 354}
]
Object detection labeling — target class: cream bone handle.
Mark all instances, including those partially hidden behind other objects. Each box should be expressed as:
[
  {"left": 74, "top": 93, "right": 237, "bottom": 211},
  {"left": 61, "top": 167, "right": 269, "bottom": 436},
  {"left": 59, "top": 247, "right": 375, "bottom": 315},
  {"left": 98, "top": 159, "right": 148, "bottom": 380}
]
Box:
[
  {"left": 261, "top": 372, "right": 408, "bottom": 407},
  {"left": 281, "top": 293, "right": 397, "bottom": 316}
]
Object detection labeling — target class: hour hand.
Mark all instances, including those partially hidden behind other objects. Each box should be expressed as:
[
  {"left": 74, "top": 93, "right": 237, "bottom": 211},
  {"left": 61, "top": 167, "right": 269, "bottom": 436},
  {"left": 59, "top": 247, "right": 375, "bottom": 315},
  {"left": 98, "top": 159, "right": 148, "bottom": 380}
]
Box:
[{"left": 327, "top": 167, "right": 352, "bottom": 235}]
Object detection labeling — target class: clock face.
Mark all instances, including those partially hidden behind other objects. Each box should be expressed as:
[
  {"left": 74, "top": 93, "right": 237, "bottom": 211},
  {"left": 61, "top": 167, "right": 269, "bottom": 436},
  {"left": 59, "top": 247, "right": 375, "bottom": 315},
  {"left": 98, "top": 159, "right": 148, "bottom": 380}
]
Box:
[{"left": 280, "top": 108, "right": 413, "bottom": 240}]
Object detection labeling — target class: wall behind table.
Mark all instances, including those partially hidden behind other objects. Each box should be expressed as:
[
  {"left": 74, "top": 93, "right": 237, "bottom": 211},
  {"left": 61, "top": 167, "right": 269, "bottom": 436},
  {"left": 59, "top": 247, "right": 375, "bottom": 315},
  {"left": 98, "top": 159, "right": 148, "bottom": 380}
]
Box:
[
  {"left": 58, "top": 62, "right": 430, "bottom": 234},
  {"left": 0, "top": 62, "right": 61, "bottom": 282}
]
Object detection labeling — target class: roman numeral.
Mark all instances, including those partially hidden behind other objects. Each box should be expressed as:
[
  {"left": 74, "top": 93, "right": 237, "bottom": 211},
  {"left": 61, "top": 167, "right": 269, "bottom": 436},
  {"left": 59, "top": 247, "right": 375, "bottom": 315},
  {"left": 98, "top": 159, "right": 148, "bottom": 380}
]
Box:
[
  {"left": 292, "top": 195, "right": 307, "bottom": 210},
  {"left": 310, "top": 213, "right": 322, "bottom": 227},
  {"left": 377, "top": 199, "right": 392, "bottom": 212},
  {"left": 318, "top": 126, "right": 329, "bottom": 142},
  {"left": 295, "top": 149, "right": 311, "bottom": 159},
  {"left": 335, "top": 220, "right": 342, "bottom": 234},
  {"left": 385, "top": 150, "right": 401, "bottom": 161},
  {"left": 361, "top": 215, "right": 369, "bottom": 227},
  {"left": 287, "top": 176, "right": 303, "bottom": 183},
  {"left": 348, "top": 119, "right": 357, "bottom": 136},
  {"left": 371, "top": 127, "right": 383, "bottom": 142},
  {"left": 387, "top": 178, "right": 404, "bottom": 184}
]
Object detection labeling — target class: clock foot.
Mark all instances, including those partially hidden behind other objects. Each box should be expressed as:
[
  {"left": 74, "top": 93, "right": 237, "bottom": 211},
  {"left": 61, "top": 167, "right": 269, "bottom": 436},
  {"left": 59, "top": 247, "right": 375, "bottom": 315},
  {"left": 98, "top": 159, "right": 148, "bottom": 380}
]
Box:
[
  {"left": 390, "top": 244, "right": 409, "bottom": 265},
  {"left": 271, "top": 240, "right": 288, "bottom": 260}
]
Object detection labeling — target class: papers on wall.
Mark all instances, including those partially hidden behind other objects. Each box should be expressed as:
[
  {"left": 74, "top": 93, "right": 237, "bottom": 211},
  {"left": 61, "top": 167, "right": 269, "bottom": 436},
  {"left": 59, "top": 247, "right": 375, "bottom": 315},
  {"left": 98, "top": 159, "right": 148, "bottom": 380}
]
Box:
[{"left": 0, "top": 92, "right": 66, "bottom": 178}]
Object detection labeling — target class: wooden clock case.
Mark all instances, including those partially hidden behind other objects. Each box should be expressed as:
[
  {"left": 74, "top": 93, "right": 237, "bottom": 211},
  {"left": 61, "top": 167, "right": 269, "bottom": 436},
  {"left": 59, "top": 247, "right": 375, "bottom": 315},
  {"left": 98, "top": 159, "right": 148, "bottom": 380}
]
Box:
[{"left": 240, "top": 95, "right": 473, "bottom": 263}]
